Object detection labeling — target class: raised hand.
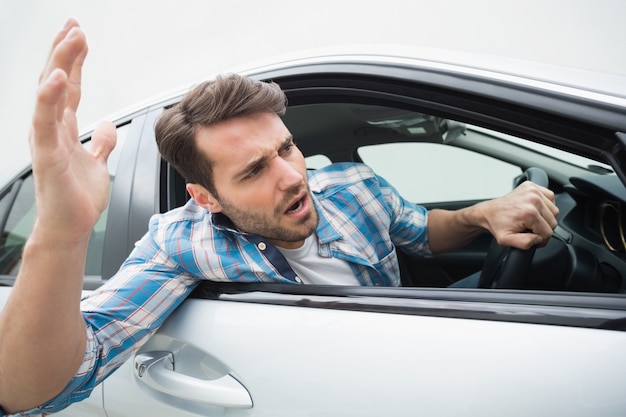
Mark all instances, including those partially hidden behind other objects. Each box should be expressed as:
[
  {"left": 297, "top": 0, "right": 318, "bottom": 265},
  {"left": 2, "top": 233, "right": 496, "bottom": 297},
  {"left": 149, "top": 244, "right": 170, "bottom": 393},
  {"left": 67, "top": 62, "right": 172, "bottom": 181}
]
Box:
[
  {"left": 30, "top": 18, "right": 116, "bottom": 245},
  {"left": 0, "top": 19, "right": 116, "bottom": 413}
]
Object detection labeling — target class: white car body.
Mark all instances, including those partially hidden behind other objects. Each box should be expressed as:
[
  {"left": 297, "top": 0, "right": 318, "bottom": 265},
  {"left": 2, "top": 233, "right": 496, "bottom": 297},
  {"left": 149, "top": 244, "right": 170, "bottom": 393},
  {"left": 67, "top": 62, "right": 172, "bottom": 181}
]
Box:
[{"left": 1, "top": 49, "right": 626, "bottom": 416}]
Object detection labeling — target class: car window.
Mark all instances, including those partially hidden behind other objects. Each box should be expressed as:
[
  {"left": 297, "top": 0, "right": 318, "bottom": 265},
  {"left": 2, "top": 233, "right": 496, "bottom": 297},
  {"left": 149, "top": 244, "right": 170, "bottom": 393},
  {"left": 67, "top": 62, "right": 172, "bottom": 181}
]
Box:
[
  {"left": 305, "top": 154, "right": 332, "bottom": 170},
  {"left": 0, "top": 175, "right": 35, "bottom": 276},
  {"left": 358, "top": 142, "right": 521, "bottom": 203},
  {"left": 284, "top": 101, "right": 522, "bottom": 203},
  {"left": 0, "top": 123, "right": 129, "bottom": 281}
]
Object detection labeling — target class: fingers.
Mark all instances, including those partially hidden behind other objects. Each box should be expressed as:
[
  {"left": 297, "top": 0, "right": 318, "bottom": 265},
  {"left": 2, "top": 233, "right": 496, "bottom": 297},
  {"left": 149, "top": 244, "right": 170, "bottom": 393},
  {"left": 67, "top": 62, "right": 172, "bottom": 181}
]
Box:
[
  {"left": 497, "top": 208, "right": 553, "bottom": 250},
  {"left": 521, "top": 182, "right": 560, "bottom": 231},
  {"left": 31, "top": 20, "right": 88, "bottom": 152},
  {"left": 65, "top": 30, "right": 88, "bottom": 113},
  {"left": 39, "top": 19, "right": 78, "bottom": 83},
  {"left": 500, "top": 232, "right": 543, "bottom": 250},
  {"left": 529, "top": 182, "right": 559, "bottom": 213},
  {"left": 493, "top": 182, "right": 560, "bottom": 250},
  {"left": 40, "top": 19, "right": 84, "bottom": 84},
  {"left": 40, "top": 21, "right": 87, "bottom": 115},
  {"left": 30, "top": 69, "right": 68, "bottom": 153}
]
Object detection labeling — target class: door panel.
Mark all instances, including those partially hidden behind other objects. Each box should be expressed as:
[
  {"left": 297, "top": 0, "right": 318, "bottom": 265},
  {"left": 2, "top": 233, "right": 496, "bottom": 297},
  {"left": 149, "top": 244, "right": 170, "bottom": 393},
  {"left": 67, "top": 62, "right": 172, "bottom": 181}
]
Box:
[{"left": 103, "top": 297, "right": 626, "bottom": 416}]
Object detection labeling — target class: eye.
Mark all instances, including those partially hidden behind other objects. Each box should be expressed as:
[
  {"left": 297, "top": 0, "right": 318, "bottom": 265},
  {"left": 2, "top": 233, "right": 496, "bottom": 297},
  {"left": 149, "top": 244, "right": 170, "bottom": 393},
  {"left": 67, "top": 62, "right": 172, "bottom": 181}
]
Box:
[
  {"left": 280, "top": 140, "right": 296, "bottom": 156},
  {"left": 245, "top": 165, "right": 263, "bottom": 179}
]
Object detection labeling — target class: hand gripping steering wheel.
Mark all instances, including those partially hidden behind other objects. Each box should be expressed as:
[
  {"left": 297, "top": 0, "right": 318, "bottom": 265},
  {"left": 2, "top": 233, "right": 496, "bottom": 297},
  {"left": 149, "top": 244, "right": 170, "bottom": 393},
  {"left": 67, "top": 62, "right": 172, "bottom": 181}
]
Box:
[{"left": 477, "top": 167, "right": 549, "bottom": 289}]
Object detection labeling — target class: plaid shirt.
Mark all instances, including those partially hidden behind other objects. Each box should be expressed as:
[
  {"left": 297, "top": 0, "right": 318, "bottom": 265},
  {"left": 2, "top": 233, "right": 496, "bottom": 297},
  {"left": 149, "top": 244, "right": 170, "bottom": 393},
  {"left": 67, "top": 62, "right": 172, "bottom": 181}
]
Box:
[{"left": 19, "top": 162, "right": 430, "bottom": 416}]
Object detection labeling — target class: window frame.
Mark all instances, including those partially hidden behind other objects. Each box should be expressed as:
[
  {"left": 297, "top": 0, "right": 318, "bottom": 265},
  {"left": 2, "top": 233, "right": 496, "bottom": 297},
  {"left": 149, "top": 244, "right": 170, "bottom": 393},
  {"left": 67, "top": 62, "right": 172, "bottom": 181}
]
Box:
[{"left": 134, "top": 71, "right": 625, "bottom": 327}]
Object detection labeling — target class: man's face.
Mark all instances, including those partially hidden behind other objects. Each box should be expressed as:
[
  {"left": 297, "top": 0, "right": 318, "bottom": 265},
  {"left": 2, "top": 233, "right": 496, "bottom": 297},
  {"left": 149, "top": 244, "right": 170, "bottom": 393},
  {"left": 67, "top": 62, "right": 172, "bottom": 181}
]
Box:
[{"left": 189, "top": 112, "right": 319, "bottom": 249}]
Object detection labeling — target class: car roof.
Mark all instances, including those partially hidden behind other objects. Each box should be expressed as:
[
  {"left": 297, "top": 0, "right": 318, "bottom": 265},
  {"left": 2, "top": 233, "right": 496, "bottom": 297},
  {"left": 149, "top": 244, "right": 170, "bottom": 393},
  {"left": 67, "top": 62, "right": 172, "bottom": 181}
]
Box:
[
  {"left": 238, "top": 45, "right": 626, "bottom": 104},
  {"left": 99, "top": 45, "right": 626, "bottom": 129}
]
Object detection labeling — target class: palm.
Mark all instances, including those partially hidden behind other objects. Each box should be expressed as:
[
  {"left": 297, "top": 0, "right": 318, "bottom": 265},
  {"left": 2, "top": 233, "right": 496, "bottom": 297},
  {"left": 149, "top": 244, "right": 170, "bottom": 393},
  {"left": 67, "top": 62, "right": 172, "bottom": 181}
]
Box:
[
  {"left": 30, "top": 21, "right": 116, "bottom": 244},
  {"left": 33, "top": 120, "right": 113, "bottom": 241}
]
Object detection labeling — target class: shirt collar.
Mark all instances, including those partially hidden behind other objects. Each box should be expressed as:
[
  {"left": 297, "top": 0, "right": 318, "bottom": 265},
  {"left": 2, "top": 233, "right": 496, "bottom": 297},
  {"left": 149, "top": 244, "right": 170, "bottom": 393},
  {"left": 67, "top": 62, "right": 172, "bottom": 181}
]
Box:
[
  {"left": 311, "top": 192, "right": 342, "bottom": 244},
  {"left": 211, "top": 212, "right": 239, "bottom": 235}
]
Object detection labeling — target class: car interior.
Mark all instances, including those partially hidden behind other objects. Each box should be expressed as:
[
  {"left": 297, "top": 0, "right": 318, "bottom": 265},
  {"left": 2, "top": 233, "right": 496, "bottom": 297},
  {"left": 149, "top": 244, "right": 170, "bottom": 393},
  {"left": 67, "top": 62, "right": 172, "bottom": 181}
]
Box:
[
  {"left": 157, "top": 99, "right": 626, "bottom": 295},
  {"left": 276, "top": 101, "right": 625, "bottom": 293}
]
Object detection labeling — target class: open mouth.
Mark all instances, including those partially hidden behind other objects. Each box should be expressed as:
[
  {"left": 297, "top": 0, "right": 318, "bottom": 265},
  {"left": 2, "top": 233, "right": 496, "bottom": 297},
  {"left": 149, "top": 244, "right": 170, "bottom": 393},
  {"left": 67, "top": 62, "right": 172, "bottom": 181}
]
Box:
[
  {"left": 285, "top": 197, "right": 304, "bottom": 214},
  {"left": 284, "top": 193, "right": 307, "bottom": 215}
]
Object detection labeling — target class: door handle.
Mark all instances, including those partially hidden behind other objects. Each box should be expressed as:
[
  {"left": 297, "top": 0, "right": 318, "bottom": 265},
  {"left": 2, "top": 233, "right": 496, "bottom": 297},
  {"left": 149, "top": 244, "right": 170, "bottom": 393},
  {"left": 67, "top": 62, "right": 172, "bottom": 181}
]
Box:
[{"left": 134, "top": 351, "right": 253, "bottom": 408}]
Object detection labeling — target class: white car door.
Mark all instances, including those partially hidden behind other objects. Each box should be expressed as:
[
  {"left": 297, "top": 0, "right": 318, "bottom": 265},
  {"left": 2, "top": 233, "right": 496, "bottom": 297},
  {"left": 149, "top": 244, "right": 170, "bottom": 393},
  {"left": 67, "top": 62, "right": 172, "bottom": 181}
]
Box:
[{"left": 100, "top": 288, "right": 626, "bottom": 417}]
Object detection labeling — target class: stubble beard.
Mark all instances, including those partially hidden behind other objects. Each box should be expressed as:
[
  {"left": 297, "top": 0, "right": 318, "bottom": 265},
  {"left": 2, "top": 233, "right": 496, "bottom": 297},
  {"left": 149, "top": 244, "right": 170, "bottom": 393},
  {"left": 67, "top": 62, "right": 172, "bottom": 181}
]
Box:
[{"left": 218, "top": 188, "right": 319, "bottom": 244}]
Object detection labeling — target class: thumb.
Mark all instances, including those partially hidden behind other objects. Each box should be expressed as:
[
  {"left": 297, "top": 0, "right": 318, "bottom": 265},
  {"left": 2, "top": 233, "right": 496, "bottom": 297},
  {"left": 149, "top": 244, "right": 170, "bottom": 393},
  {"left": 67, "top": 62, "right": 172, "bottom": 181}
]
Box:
[
  {"left": 91, "top": 120, "right": 117, "bottom": 162},
  {"left": 501, "top": 232, "right": 543, "bottom": 250}
]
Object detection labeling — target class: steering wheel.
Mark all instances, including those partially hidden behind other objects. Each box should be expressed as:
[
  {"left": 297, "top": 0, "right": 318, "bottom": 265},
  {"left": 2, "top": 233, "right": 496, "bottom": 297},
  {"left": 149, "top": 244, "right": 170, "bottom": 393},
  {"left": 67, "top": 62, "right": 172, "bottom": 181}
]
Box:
[{"left": 477, "top": 167, "right": 549, "bottom": 289}]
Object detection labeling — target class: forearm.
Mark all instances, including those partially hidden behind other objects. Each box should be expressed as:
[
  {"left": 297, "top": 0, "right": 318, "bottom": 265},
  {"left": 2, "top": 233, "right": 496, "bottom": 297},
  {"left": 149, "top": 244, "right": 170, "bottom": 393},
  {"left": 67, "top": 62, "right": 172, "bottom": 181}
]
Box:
[
  {"left": 427, "top": 181, "right": 559, "bottom": 254},
  {"left": 0, "top": 233, "right": 88, "bottom": 413},
  {"left": 427, "top": 207, "right": 487, "bottom": 254}
]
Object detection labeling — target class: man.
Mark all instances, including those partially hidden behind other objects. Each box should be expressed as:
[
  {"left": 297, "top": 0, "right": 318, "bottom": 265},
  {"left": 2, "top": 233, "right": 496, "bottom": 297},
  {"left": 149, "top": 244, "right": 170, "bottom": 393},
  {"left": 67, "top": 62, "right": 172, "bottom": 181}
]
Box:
[{"left": 0, "top": 20, "right": 558, "bottom": 416}]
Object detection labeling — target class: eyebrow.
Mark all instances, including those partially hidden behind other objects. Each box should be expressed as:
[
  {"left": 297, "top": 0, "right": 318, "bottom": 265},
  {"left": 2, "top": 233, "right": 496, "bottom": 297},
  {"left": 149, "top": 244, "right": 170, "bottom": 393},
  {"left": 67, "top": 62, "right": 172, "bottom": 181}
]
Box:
[{"left": 235, "top": 135, "right": 294, "bottom": 181}]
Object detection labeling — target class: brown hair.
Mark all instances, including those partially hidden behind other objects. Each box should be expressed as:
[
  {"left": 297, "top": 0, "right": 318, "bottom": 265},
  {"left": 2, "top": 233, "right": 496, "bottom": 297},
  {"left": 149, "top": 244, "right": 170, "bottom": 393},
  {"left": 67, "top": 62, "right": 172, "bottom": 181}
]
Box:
[{"left": 155, "top": 73, "right": 287, "bottom": 196}]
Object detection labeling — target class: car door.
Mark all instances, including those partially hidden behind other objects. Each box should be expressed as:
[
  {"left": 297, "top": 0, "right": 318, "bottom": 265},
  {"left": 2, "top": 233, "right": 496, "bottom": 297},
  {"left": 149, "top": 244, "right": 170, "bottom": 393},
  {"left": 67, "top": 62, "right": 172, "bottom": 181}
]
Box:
[
  {"left": 102, "top": 285, "right": 626, "bottom": 417},
  {"left": 101, "top": 66, "right": 626, "bottom": 416}
]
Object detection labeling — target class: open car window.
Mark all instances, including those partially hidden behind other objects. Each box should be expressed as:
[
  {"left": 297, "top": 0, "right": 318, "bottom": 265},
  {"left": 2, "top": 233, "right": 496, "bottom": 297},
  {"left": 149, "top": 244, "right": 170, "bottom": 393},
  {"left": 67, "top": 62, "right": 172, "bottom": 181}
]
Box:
[
  {"left": 158, "top": 98, "right": 625, "bottom": 294},
  {"left": 276, "top": 101, "right": 626, "bottom": 294}
]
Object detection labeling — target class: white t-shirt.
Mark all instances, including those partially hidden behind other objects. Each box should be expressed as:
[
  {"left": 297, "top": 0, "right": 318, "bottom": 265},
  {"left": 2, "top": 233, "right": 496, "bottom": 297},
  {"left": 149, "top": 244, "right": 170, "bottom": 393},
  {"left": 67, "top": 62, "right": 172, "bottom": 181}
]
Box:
[{"left": 277, "top": 235, "right": 360, "bottom": 285}]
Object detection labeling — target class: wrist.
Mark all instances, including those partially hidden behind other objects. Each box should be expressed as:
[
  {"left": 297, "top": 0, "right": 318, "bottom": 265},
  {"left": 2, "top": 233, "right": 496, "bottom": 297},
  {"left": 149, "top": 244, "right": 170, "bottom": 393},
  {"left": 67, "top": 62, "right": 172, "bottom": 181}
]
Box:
[
  {"left": 459, "top": 202, "right": 490, "bottom": 232},
  {"left": 25, "top": 226, "right": 91, "bottom": 256},
  {"left": 15, "top": 229, "right": 89, "bottom": 299}
]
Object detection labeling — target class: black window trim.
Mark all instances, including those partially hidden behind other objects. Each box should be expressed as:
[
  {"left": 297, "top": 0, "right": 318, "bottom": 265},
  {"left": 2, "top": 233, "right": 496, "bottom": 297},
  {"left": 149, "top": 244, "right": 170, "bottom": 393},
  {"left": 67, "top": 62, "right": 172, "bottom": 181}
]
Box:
[{"left": 191, "top": 282, "right": 626, "bottom": 331}]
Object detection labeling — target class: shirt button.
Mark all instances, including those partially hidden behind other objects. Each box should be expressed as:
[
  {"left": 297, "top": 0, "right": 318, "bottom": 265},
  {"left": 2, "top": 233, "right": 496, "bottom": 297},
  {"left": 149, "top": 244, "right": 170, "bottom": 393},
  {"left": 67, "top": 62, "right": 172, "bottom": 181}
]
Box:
[
  {"left": 295, "top": 276, "right": 302, "bottom": 283},
  {"left": 257, "top": 242, "right": 267, "bottom": 251}
]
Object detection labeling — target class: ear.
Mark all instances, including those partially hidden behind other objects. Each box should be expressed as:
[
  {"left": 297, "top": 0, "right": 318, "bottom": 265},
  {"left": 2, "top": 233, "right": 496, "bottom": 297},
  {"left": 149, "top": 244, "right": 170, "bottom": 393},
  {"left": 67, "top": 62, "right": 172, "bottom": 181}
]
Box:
[{"left": 186, "top": 183, "right": 223, "bottom": 213}]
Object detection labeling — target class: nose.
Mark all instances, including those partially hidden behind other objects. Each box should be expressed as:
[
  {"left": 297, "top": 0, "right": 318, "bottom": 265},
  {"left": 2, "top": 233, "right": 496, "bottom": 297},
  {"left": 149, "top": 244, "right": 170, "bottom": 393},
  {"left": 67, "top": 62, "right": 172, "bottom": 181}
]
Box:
[{"left": 273, "top": 157, "right": 304, "bottom": 191}]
